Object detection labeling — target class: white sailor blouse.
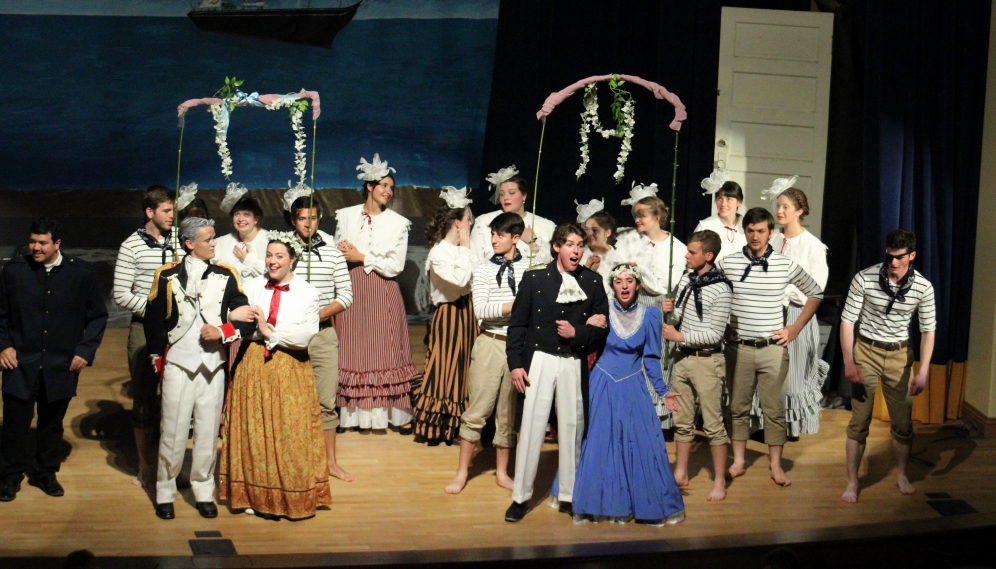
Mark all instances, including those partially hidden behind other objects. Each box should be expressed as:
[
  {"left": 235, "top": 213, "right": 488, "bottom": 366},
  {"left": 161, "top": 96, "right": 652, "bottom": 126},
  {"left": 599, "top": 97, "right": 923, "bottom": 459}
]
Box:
[{"left": 334, "top": 204, "right": 411, "bottom": 279}]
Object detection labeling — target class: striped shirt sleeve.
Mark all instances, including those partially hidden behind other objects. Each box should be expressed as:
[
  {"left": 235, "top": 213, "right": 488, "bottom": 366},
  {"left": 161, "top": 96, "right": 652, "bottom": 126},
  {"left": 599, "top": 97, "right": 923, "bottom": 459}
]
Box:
[
  {"left": 473, "top": 261, "right": 505, "bottom": 321},
  {"left": 112, "top": 239, "right": 145, "bottom": 316},
  {"left": 840, "top": 272, "right": 865, "bottom": 325},
  {"left": 787, "top": 259, "right": 824, "bottom": 300},
  {"left": 917, "top": 280, "right": 937, "bottom": 332}
]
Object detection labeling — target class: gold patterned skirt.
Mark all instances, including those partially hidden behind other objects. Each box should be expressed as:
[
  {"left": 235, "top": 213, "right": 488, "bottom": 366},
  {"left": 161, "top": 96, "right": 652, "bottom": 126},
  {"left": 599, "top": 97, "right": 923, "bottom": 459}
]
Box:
[{"left": 219, "top": 342, "right": 332, "bottom": 519}]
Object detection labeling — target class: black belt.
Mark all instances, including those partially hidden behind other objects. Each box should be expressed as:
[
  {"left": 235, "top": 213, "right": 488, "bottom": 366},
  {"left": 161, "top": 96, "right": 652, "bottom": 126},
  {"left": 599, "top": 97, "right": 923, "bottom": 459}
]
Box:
[
  {"left": 679, "top": 346, "right": 721, "bottom": 357},
  {"left": 737, "top": 338, "right": 777, "bottom": 348},
  {"left": 858, "top": 335, "right": 909, "bottom": 351}
]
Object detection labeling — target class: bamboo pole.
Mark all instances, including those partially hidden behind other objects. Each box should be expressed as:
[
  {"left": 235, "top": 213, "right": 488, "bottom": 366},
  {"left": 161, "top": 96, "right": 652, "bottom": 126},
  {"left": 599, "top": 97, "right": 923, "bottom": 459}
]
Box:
[
  {"left": 307, "top": 115, "right": 317, "bottom": 281},
  {"left": 173, "top": 117, "right": 186, "bottom": 262},
  {"left": 529, "top": 117, "right": 547, "bottom": 268}
]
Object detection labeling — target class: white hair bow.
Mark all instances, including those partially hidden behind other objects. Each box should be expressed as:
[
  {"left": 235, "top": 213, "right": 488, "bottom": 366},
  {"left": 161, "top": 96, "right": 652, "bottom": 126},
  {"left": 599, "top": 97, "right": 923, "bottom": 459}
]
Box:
[
  {"left": 760, "top": 175, "right": 798, "bottom": 201},
  {"left": 356, "top": 154, "right": 396, "bottom": 182},
  {"left": 440, "top": 186, "right": 473, "bottom": 209},
  {"left": 700, "top": 169, "right": 729, "bottom": 195},
  {"left": 177, "top": 182, "right": 198, "bottom": 211},
  {"left": 282, "top": 181, "right": 313, "bottom": 213},
  {"left": 219, "top": 182, "right": 248, "bottom": 213},
  {"left": 484, "top": 165, "right": 519, "bottom": 204},
  {"left": 621, "top": 181, "right": 659, "bottom": 206},
  {"left": 575, "top": 198, "right": 604, "bottom": 223}
]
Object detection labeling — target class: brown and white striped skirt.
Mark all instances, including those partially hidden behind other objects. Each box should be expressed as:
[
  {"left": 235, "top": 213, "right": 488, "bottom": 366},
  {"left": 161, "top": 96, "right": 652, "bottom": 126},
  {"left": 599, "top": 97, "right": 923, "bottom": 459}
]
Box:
[{"left": 412, "top": 294, "right": 478, "bottom": 443}]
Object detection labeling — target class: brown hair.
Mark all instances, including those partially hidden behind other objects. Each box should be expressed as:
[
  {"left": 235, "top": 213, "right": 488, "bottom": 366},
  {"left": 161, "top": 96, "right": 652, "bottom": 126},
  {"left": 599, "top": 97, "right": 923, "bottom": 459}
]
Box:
[
  {"left": 716, "top": 181, "right": 744, "bottom": 202},
  {"left": 550, "top": 222, "right": 587, "bottom": 258},
  {"left": 424, "top": 205, "right": 469, "bottom": 247},
  {"left": 500, "top": 176, "right": 530, "bottom": 201},
  {"left": 633, "top": 196, "right": 670, "bottom": 230},
  {"left": 778, "top": 187, "right": 810, "bottom": 220},
  {"left": 587, "top": 210, "right": 618, "bottom": 246},
  {"left": 362, "top": 173, "right": 397, "bottom": 201},
  {"left": 688, "top": 230, "right": 722, "bottom": 263},
  {"left": 142, "top": 185, "right": 174, "bottom": 222}
]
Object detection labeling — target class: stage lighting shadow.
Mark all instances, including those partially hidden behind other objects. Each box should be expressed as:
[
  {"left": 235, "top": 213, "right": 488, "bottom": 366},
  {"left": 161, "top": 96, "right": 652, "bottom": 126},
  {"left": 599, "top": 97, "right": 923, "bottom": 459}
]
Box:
[
  {"left": 72, "top": 398, "right": 138, "bottom": 478},
  {"left": 858, "top": 424, "right": 978, "bottom": 491}
]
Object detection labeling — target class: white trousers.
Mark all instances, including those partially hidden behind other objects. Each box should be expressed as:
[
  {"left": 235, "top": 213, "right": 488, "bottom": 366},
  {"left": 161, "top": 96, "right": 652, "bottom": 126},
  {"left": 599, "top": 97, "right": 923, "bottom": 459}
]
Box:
[
  {"left": 511, "top": 351, "right": 583, "bottom": 504},
  {"left": 157, "top": 362, "right": 224, "bottom": 504}
]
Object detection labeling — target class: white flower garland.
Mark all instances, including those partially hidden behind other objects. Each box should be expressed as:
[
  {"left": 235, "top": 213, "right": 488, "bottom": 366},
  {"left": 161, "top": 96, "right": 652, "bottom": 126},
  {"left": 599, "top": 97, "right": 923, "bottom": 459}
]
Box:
[
  {"left": 209, "top": 103, "right": 234, "bottom": 180},
  {"left": 264, "top": 96, "right": 309, "bottom": 186},
  {"left": 575, "top": 84, "right": 636, "bottom": 184}
]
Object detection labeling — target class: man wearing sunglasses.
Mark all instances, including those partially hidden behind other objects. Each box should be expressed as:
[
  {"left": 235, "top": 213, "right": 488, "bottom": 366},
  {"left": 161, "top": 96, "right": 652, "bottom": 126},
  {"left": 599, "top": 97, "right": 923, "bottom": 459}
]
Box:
[{"left": 839, "top": 229, "right": 936, "bottom": 503}]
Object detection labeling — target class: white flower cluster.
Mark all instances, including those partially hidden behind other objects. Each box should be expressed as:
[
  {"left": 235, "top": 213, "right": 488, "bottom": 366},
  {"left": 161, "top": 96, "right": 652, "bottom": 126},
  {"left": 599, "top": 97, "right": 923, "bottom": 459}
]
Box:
[
  {"left": 575, "top": 84, "right": 637, "bottom": 183},
  {"left": 209, "top": 103, "right": 233, "bottom": 180},
  {"left": 264, "top": 96, "right": 309, "bottom": 185}
]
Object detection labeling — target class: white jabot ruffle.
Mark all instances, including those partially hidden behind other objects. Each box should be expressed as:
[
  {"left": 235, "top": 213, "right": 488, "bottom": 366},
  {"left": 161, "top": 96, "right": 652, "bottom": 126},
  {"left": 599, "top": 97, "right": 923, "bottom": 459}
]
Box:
[{"left": 557, "top": 272, "right": 588, "bottom": 303}]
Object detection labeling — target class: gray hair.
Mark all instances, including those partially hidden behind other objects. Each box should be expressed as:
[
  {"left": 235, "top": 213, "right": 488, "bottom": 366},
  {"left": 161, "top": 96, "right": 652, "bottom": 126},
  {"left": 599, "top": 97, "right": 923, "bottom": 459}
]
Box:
[{"left": 179, "top": 216, "right": 215, "bottom": 251}]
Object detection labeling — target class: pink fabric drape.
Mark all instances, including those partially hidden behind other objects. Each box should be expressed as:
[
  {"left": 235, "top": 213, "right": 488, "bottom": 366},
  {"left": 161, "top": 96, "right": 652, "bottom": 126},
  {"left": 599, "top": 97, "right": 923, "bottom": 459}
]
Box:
[
  {"left": 177, "top": 90, "right": 322, "bottom": 120},
  {"left": 536, "top": 74, "right": 686, "bottom": 131}
]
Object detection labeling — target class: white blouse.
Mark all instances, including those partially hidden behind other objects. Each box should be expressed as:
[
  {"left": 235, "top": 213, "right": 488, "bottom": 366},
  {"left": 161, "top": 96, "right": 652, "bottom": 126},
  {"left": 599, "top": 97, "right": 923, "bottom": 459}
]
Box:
[
  {"left": 693, "top": 215, "right": 747, "bottom": 262},
  {"left": 214, "top": 229, "right": 269, "bottom": 279},
  {"left": 773, "top": 228, "right": 828, "bottom": 306},
  {"left": 615, "top": 230, "right": 688, "bottom": 297},
  {"left": 243, "top": 274, "right": 320, "bottom": 351},
  {"left": 334, "top": 204, "right": 411, "bottom": 279},
  {"left": 426, "top": 239, "right": 476, "bottom": 305},
  {"left": 470, "top": 209, "right": 556, "bottom": 265},
  {"left": 580, "top": 245, "right": 621, "bottom": 293}
]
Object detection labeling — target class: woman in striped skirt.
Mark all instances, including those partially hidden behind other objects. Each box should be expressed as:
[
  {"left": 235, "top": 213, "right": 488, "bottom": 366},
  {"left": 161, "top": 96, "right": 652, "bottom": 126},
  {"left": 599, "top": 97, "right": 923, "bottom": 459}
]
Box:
[
  {"left": 335, "top": 155, "right": 419, "bottom": 432},
  {"left": 770, "top": 185, "right": 828, "bottom": 437},
  {"left": 412, "top": 188, "right": 478, "bottom": 444}
]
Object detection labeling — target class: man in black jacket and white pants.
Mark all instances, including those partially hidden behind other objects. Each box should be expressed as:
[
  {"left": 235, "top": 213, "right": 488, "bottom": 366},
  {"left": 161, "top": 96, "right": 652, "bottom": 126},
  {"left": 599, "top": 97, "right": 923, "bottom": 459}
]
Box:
[
  {"left": 0, "top": 218, "right": 108, "bottom": 501},
  {"left": 504, "top": 222, "right": 609, "bottom": 522}
]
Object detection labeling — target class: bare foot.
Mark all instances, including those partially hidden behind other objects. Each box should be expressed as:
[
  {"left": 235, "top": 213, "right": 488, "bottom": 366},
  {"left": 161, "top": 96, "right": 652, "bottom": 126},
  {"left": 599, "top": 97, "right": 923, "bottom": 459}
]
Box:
[
  {"left": 706, "top": 484, "right": 727, "bottom": 502},
  {"left": 495, "top": 473, "right": 514, "bottom": 491},
  {"left": 445, "top": 473, "right": 468, "bottom": 495},
  {"left": 841, "top": 481, "right": 859, "bottom": 503},
  {"left": 770, "top": 468, "right": 792, "bottom": 487},
  {"left": 132, "top": 468, "right": 153, "bottom": 488},
  {"left": 896, "top": 475, "right": 916, "bottom": 495},
  {"left": 728, "top": 462, "right": 746, "bottom": 479},
  {"left": 329, "top": 464, "right": 355, "bottom": 482},
  {"left": 674, "top": 471, "right": 689, "bottom": 488}
]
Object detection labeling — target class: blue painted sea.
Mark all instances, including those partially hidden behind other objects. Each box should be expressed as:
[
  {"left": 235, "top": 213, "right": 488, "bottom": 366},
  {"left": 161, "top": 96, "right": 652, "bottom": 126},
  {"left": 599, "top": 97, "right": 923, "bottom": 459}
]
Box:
[{"left": 0, "top": 14, "right": 497, "bottom": 190}]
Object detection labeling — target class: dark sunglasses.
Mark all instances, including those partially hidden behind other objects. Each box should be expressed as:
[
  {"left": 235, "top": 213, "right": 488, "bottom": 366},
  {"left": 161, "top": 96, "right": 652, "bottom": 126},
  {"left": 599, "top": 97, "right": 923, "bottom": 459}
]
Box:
[{"left": 884, "top": 252, "right": 912, "bottom": 263}]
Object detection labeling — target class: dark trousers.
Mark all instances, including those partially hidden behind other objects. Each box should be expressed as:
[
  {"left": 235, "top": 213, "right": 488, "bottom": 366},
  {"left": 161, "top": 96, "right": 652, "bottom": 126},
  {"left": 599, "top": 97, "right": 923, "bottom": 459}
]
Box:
[{"left": 1, "top": 378, "right": 71, "bottom": 481}]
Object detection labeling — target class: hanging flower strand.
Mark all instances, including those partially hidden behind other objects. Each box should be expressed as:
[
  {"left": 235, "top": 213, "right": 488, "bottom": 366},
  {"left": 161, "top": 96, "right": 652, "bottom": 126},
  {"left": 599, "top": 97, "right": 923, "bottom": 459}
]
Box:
[
  {"left": 209, "top": 103, "right": 234, "bottom": 180},
  {"left": 265, "top": 95, "right": 311, "bottom": 185},
  {"left": 575, "top": 75, "right": 635, "bottom": 183}
]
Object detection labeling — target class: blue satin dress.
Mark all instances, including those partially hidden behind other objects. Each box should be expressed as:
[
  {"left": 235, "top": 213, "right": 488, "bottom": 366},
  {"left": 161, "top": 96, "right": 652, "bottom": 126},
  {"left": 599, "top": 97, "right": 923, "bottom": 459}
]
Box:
[{"left": 571, "top": 302, "right": 685, "bottom": 523}]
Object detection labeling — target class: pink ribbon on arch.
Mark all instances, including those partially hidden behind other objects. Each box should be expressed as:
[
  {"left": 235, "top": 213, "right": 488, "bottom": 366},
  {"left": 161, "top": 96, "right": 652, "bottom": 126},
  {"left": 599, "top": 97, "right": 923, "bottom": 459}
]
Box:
[
  {"left": 536, "top": 74, "right": 686, "bottom": 131},
  {"left": 176, "top": 89, "right": 322, "bottom": 120}
]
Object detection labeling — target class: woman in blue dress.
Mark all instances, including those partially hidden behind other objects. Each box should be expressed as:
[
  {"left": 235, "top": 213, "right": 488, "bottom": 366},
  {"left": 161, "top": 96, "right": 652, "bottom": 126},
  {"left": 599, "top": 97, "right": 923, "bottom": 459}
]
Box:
[{"left": 572, "top": 264, "right": 685, "bottom": 525}]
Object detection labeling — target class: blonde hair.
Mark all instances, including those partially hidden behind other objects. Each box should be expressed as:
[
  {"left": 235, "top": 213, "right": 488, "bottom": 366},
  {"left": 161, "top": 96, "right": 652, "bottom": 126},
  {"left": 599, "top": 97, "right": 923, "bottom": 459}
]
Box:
[{"left": 633, "top": 196, "right": 670, "bottom": 229}]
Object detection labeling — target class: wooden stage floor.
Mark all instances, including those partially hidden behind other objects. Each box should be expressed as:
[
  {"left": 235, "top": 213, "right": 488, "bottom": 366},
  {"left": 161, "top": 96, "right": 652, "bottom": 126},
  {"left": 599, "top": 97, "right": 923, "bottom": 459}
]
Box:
[{"left": 0, "top": 328, "right": 993, "bottom": 564}]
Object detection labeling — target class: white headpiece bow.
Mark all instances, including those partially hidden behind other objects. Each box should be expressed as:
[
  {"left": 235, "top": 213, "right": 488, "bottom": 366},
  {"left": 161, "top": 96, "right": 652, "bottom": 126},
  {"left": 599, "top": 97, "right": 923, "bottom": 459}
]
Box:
[
  {"left": 484, "top": 165, "right": 519, "bottom": 204},
  {"left": 700, "top": 169, "right": 729, "bottom": 196},
  {"left": 760, "top": 175, "right": 798, "bottom": 201},
  {"left": 356, "top": 154, "right": 396, "bottom": 182},
  {"left": 282, "top": 181, "right": 313, "bottom": 213},
  {"left": 219, "top": 182, "right": 248, "bottom": 213},
  {"left": 177, "top": 182, "right": 198, "bottom": 211},
  {"left": 440, "top": 186, "right": 473, "bottom": 209},
  {"left": 621, "top": 181, "right": 659, "bottom": 206},
  {"left": 575, "top": 198, "right": 604, "bottom": 223}
]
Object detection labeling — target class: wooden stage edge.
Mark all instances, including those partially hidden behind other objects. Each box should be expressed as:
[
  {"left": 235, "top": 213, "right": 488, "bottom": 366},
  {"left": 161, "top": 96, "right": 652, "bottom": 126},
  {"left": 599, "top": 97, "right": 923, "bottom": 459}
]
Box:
[{"left": 0, "top": 328, "right": 994, "bottom": 569}]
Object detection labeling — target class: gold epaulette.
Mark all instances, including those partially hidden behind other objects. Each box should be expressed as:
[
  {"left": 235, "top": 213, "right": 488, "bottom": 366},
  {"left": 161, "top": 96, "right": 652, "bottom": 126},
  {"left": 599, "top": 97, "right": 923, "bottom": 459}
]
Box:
[
  {"left": 147, "top": 262, "right": 179, "bottom": 302},
  {"left": 525, "top": 263, "right": 547, "bottom": 272},
  {"left": 214, "top": 262, "right": 245, "bottom": 294}
]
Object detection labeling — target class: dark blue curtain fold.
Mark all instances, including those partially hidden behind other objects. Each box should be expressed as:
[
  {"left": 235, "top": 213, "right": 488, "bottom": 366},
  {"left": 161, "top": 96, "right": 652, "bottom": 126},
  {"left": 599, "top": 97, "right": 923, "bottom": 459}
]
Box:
[{"left": 860, "top": 0, "right": 989, "bottom": 363}]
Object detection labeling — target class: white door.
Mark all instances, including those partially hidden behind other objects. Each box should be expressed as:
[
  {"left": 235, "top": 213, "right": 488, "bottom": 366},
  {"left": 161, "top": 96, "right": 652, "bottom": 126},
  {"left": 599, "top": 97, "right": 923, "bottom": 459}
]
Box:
[{"left": 713, "top": 7, "right": 834, "bottom": 237}]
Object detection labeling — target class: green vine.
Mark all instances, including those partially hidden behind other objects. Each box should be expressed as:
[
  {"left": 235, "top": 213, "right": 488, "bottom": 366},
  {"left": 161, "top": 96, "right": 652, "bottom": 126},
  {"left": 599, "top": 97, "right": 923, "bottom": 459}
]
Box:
[{"left": 213, "top": 76, "right": 244, "bottom": 110}]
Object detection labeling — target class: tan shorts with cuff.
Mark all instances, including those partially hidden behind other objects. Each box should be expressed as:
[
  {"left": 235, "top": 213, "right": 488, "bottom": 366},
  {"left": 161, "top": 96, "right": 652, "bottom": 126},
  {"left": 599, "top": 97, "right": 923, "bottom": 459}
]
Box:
[
  {"left": 672, "top": 351, "right": 728, "bottom": 446},
  {"left": 309, "top": 323, "right": 341, "bottom": 430},
  {"left": 727, "top": 343, "right": 789, "bottom": 446},
  {"left": 458, "top": 334, "right": 517, "bottom": 448},
  {"left": 846, "top": 338, "right": 914, "bottom": 444}
]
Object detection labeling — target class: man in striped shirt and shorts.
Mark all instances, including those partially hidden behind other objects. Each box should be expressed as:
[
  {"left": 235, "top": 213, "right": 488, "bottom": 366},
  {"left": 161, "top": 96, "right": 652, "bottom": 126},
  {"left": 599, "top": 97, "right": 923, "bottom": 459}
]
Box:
[
  {"left": 840, "top": 229, "right": 935, "bottom": 503},
  {"left": 717, "top": 207, "right": 823, "bottom": 487},
  {"left": 662, "top": 230, "right": 733, "bottom": 501},
  {"left": 287, "top": 196, "right": 355, "bottom": 482},
  {"left": 112, "top": 185, "right": 176, "bottom": 488},
  {"left": 445, "top": 212, "right": 529, "bottom": 495}
]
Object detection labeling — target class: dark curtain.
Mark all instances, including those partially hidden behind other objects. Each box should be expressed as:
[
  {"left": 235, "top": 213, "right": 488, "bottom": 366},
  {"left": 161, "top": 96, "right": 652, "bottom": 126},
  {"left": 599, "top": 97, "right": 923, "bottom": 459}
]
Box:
[{"left": 480, "top": 0, "right": 809, "bottom": 239}]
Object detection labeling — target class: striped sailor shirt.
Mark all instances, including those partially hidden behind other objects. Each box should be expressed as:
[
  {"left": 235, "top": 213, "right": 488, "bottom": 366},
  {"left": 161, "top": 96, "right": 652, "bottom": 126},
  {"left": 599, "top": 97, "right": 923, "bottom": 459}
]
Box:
[
  {"left": 841, "top": 264, "right": 936, "bottom": 343},
  {"left": 472, "top": 253, "right": 531, "bottom": 335},
  {"left": 672, "top": 271, "right": 733, "bottom": 349},
  {"left": 112, "top": 228, "right": 175, "bottom": 317},
  {"left": 717, "top": 248, "right": 823, "bottom": 341},
  {"left": 297, "top": 229, "right": 353, "bottom": 311}
]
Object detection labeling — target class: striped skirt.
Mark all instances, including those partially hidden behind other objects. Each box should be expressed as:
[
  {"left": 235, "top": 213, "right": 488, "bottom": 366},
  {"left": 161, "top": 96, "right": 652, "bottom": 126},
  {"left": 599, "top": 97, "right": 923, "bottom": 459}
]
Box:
[
  {"left": 335, "top": 264, "right": 418, "bottom": 420},
  {"left": 412, "top": 295, "right": 478, "bottom": 443}
]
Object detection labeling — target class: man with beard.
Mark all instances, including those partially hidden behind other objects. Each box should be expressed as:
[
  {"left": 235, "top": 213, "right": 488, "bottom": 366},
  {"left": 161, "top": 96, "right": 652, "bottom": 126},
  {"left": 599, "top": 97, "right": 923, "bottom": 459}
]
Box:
[
  {"left": 839, "top": 229, "right": 935, "bottom": 503},
  {"left": 504, "top": 222, "right": 609, "bottom": 522}
]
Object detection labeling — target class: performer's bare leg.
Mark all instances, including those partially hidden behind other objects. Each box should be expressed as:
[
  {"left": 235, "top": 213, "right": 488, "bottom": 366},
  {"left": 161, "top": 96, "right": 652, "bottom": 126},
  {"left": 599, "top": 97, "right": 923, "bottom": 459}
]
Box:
[
  {"left": 707, "top": 444, "right": 728, "bottom": 501},
  {"left": 728, "top": 439, "right": 747, "bottom": 479},
  {"left": 769, "top": 444, "right": 791, "bottom": 486},
  {"left": 673, "top": 442, "right": 691, "bottom": 487},
  {"left": 893, "top": 439, "right": 915, "bottom": 495},
  {"left": 841, "top": 437, "right": 863, "bottom": 503},
  {"left": 132, "top": 427, "right": 155, "bottom": 487},
  {"left": 495, "top": 446, "right": 513, "bottom": 491},
  {"left": 445, "top": 438, "right": 476, "bottom": 494},
  {"left": 325, "top": 429, "right": 354, "bottom": 482}
]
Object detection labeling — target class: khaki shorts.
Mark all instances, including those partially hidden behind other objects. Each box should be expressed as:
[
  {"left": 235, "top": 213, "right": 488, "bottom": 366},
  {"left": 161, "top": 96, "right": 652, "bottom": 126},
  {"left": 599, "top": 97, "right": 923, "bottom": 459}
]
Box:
[
  {"left": 727, "top": 343, "right": 789, "bottom": 446},
  {"left": 127, "top": 320, "right": 160, "bottom": 429},
  {"left": 846, "top": 338, "right": 914, "bottom": 444},
  {"left": 458, "top": 334, "right": 517, "bottom": 448},
  {"left": 309, "top": 324, "right": 340, "bottom": 430},
  {"left": 672, "top": 352, "right": 728, "bottom": 445}
]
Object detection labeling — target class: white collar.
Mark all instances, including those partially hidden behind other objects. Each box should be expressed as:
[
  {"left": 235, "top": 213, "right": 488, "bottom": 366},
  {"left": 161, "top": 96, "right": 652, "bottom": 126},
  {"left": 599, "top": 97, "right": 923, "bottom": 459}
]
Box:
[{"left": 44, "top": 253, "right": 63, "bottom": 272}]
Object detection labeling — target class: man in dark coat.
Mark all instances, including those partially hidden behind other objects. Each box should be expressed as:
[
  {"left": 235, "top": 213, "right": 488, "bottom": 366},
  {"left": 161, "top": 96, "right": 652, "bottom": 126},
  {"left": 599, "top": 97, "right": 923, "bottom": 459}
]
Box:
[
  {"left": 0, "top": 218, "right": 108, "bottom": 501},
  {"left": 504, "top": 222, "right": 609, "bottom": 522}
]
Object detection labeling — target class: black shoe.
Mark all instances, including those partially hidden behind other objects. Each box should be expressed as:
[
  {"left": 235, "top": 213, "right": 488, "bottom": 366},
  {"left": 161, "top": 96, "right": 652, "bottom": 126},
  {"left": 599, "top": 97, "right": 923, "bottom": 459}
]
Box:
[
  {"left": 558, "top": 501, "right": 573, "bottom": 516},
  {"left": 0, "top": 478, "right": 21, "bottom": 502},
  {"left": 505, "top": 501, "right": 528, "bottom": 522},
  {"left": 196, "top": 501, "right": 218, "bottom": 518},
  {"left": 335, "top": 426, "right": 346, "bottom": 434},
  {"left": 398, "top": 424, "right": 414, "bottom": 436},
  {"left": 29, "top": 472, "right": 64, "bottom": 497},
  {"left": 155, "top": 503, "right": 175, "bottom": 520}
]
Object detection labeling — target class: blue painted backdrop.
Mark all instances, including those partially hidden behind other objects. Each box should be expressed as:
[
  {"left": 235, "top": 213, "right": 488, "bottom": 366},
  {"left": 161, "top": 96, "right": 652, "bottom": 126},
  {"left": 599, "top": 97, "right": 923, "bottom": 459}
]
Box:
[{"left": 0, "top": 1, "right": 498, "bottom": 190}]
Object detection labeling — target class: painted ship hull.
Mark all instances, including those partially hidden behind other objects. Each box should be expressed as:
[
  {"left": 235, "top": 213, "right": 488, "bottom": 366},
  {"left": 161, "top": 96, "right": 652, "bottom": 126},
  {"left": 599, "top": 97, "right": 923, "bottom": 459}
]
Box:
[{"left": 187, "top": 2, "right": 362, "bottom": 49}]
